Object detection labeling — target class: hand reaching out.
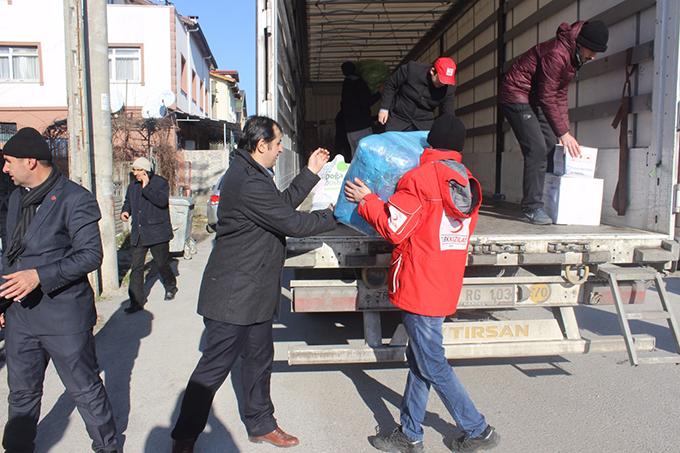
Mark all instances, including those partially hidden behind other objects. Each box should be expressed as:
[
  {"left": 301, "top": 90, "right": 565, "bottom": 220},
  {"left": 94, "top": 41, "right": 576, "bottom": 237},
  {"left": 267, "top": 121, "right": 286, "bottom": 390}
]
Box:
[
  {"left": 344, "top": 178, "right": 372, "bottom": 203},
  {"left": 308, "top": 148, "right": 330, "bottom": 174},
  {"left": 378, "top": 110, "right": 389, "bottom": 125},
  {"left": 560, "top": 132, "right": 581, "bottom": 158}
]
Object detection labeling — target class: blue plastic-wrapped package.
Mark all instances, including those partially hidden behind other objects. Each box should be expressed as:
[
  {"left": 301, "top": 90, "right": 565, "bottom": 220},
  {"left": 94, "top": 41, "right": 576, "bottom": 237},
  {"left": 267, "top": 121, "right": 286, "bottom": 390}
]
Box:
[{"left": 334, "top": 131, "right": 429, "bottom": 235}]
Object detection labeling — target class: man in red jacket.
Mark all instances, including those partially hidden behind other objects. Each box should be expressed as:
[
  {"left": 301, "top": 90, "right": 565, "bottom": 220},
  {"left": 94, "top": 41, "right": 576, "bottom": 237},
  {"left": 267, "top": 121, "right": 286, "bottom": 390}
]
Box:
[
  {"left": 344, "top": 114, "right": 498, "bottom": 453},
  {"left": 499, "top": 21, "right": 608, "bottom": 224}
]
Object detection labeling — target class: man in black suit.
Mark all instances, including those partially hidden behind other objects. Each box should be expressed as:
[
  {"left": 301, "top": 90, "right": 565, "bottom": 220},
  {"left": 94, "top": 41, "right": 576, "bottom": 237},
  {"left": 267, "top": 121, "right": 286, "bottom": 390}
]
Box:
[
  {"left": 0, "top": 127, "right": 118, "bottom": 453},
  {"left": 120, "top": 156, "right": 177, "bottom": 314},
  {"left": 378, "top": 57, "right": 457, "bottom": 131},
  {"left": 170, "top": 116, "right": 336, "bottom": 453}
]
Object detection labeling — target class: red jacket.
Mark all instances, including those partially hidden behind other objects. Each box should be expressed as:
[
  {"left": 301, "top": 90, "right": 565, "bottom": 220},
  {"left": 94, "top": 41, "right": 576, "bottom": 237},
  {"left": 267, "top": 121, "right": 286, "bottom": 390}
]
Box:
[
  {"left": 499, "top": 21, "right": 584, "bottom": 137},
  {"left": 358, "top": 149, "right": 482, "bottom": 316}
]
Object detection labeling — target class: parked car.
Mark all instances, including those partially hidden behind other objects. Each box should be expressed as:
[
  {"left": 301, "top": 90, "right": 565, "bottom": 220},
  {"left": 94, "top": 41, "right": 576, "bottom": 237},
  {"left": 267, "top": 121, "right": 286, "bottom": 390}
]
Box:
[{"left": 206, "top": 175, "right": 223, "bottom": 233}]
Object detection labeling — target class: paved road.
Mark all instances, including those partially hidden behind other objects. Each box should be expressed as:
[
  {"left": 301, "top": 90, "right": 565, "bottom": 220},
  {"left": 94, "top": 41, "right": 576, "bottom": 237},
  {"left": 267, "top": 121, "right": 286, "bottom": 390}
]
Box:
[{"left": 1, "top": 238, "right": 679, "bottom": 453}]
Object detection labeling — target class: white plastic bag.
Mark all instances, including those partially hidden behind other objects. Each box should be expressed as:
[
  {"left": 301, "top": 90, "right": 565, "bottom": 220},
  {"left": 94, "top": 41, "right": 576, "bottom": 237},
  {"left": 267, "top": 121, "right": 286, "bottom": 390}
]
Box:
[{"left": 311, "top": 154, "right": 349, "bottom": 211}]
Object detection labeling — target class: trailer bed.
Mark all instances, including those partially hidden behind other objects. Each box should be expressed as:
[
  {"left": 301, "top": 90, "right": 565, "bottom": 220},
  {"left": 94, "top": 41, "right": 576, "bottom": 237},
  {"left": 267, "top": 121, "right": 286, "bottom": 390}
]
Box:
[{"left": 286, "top": 202, "right": 672, "bottom": 268}]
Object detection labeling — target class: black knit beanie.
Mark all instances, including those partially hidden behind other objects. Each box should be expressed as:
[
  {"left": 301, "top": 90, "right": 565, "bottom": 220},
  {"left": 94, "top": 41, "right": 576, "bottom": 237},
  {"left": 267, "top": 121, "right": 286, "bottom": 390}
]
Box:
[
  {"left": 427, "top": 113, "right": 466, "bottom": 151},
  {"left": 2, "top": 127, "right": 52, "bottom": 161},
  {"left": 577, "top": 21, "right": 609, "bottom": 53}
]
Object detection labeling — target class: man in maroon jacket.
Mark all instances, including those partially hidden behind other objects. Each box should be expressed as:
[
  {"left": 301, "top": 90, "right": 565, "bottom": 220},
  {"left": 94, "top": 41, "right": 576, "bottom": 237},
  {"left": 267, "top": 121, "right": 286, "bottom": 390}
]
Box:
[{"left": 499, "top": 20, "right": 608, "bottom": 224}]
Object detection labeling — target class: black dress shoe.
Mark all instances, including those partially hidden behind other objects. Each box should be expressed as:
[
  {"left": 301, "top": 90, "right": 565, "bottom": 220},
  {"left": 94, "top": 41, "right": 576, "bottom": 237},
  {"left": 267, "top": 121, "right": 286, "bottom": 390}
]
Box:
[
  {"left": 124, "top": 303, "right": 144, "bottom": 314},
  {"left": 164, "top": 287, "right": 178, "bottom": 301},
  {"left": 172, "top": 438, "right": 195, "bottom": 453}
]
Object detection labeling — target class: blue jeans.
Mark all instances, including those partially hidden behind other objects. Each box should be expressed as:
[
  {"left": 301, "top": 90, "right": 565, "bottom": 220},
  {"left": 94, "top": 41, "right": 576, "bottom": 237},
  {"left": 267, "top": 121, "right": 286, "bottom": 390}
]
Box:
[{"left": 400, "top": 312, "right": 487, "bottom": 442}]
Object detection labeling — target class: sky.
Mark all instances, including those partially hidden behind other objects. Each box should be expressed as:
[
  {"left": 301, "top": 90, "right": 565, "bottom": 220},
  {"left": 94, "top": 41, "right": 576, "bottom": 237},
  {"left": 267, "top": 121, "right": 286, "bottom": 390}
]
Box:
[{"left": 171, "top": 0, "right": 256, "bottom": 109}]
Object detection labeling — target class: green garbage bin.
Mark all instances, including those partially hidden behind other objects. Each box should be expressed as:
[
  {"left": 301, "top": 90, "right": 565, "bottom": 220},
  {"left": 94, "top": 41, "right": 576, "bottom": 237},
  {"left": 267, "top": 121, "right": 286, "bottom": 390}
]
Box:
[{"left": 169, "top": 196, "right": 195, "bottom": 259}]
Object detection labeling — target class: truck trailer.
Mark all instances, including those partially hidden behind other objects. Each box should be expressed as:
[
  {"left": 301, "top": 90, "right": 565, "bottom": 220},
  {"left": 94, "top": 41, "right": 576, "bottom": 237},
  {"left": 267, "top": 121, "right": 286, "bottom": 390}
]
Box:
[{"left": 255, "top": 0, "right": 680, "bottom": 366}]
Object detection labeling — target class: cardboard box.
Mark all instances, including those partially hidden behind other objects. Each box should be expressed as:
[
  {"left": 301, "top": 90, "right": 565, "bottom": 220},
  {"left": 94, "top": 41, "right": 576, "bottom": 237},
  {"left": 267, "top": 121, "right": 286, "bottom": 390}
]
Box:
[
  {"left": 543, "top": 174, "right": 603, "bottom": 225},
  {"left": 553, "top": 144, "right": 598, "bottom": 178}
]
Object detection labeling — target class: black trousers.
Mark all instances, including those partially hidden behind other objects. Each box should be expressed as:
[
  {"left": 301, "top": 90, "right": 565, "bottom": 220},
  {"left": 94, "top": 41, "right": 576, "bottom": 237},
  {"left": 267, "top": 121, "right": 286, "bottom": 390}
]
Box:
[
  {"left": 2, "top": 318, "right": 118, "bottom": 453},
  {"left": 171, "top": 318, "right": 277, "bottom": 441},
  {"left": 501, "top": 103, "right": 558, "bottom": 210},
  {"left": 128, "top": 241, "right": 176, "bottom": 306}
]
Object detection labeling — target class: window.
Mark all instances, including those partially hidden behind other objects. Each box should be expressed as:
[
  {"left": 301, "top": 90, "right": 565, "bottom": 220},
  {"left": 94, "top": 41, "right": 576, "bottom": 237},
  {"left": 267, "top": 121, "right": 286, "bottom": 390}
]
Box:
[
  {"left": 0, "top": 122, "right": 17, "bottom": 146},
  {"left": 180, "top": 55, "right": 187, "bottom": 93},
  {"left": 192, "top": 70, "right": 197, "bottom": 102},
  {"left": 199, "top": 80, "right": 204, "bottom": 111},
  {"left": 108, "top": 47, "right": 141, "bottom": 82},
  {"left": 0, "top": 46, "right": 40, "bottom": 82}
]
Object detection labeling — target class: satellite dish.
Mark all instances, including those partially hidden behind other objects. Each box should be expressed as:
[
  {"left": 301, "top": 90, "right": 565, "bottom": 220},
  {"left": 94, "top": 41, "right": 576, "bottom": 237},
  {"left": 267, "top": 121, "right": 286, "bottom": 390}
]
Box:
[
  {"left": 141, "top": 90, "right": 176, "bottom": 119},
  {"left": 159, "top": 90, "right": 176, "bottom": 107},
  {"left": 110, "top": 90, "right": 124, "bottom": 114}
]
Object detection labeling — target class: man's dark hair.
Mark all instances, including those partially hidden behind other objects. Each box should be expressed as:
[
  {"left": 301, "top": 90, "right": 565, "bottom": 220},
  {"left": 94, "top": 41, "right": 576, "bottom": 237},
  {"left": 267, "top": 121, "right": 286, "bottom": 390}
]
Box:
[
  {"left": 341, "top": 61, "right": 356, "bottom": 77},
  {"left": 238, "top": 116, "right": 282, "bottom": 152}
]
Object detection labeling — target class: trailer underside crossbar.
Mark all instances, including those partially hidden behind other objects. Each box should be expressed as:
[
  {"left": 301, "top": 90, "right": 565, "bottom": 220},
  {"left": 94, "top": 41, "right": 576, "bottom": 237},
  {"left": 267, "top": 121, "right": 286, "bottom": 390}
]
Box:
[{"left": 288, "top": 335, "right": 656, "bottom": 365}]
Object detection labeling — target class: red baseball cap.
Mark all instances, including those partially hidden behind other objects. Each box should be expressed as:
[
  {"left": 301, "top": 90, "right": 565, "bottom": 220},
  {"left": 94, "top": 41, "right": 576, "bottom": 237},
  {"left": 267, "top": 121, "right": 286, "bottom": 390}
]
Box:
[{"left": 433, "top": 57, "right": 457, "bottom": 85}]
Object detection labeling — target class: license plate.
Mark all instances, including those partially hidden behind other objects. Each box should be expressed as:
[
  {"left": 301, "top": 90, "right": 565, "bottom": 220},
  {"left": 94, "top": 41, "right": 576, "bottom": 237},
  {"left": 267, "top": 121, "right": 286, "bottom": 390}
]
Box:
[{"left": 459, "top": 285, "right": 516, "bottom": 307}]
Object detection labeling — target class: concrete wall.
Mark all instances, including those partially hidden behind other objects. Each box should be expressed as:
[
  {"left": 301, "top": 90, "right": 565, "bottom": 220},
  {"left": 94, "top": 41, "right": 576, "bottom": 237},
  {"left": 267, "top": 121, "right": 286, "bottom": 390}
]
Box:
[{"left": 178, "top": 149, "right": 230, "bottom": 215}]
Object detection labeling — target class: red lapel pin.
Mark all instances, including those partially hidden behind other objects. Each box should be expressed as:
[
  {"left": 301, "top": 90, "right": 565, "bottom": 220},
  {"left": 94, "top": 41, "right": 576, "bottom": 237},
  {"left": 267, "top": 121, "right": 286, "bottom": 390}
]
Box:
[{"left": 50, "top": 195, "right": 57, "bottom": 201}]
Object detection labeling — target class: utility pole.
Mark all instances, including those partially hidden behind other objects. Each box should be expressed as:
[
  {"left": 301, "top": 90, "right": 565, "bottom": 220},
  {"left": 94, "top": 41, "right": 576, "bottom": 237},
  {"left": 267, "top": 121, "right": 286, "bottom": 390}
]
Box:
[
  {"left": 63, "top": 0, "right": 119, "bottom": 295},
  {"left": 63, "top": 0, "right": 89, "bottom": 188}
]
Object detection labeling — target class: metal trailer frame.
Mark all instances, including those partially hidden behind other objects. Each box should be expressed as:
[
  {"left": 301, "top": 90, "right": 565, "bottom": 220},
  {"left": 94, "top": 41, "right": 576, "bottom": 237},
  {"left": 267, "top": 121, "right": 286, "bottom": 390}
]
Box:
[{"left": 257, "top": 0, "right": 680, "bottom": 365}]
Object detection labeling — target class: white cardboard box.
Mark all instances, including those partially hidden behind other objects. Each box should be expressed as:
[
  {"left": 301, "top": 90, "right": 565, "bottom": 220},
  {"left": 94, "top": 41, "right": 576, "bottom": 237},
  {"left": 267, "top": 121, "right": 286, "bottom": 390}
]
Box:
[
  {"left": 543, "top": 174, "right": 603, "bottom": 225},
  {"left": 553, "top": 144, "right": 598, "bottom": 178}
]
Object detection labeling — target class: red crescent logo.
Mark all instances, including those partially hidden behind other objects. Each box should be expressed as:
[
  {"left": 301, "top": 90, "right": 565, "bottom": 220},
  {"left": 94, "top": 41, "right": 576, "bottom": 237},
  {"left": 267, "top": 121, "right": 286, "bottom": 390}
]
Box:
[{"left": 449, "top": 218, "right": 463, "bottom": 233}]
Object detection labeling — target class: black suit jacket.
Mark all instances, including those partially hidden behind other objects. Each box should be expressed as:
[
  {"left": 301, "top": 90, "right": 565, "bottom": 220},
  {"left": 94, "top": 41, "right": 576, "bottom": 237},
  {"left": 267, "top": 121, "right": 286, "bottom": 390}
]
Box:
[
  {"left": 122, "top": 173, "right": 173, "bottom": 247},
  {"left": 3, "top": 173, "right": 103, "bottom": 335},
  {"left": 197, "top": 149, "right": 336, "bottom": 325},
  {"left": 381, "top": 61, "right": 456, "bottom": 131}
]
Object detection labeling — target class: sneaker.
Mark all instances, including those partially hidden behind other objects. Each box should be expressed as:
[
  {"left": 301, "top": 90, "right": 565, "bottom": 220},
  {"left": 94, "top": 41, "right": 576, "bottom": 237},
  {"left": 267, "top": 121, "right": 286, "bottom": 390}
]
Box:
[
  {"left": 369, "top": 427, "right": 424, "bottom": 453},
  {"left": 164, "top": 287, "right": 179, "bottom": 301},
  {"left": 522, "top": 207, "right": 553, "bottom": 225},
  {"left": 450, "top": 425, "right": 499, "bottom": 452}
]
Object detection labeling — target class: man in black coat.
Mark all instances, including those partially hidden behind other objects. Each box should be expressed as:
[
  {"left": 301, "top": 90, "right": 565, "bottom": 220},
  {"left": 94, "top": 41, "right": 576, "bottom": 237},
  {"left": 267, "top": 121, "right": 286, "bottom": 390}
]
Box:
[
  {"left": 378, "top": 57, "right": 457, "bottom": 131},
  {"left": 340, "top": 61, "right": 380, "bottom": 156},
  {"left": 170, "top": 116, "right": 336, "bottom": 453},
  {"left": 120, "top": 156, "right": 177, "bottom": 314},
  {"left": 0, "top": 128, "right": 118, "bottom": 453}
]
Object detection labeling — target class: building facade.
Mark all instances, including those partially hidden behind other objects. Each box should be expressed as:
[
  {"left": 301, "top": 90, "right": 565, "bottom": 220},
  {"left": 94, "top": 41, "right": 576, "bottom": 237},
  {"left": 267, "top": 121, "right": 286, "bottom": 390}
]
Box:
[
  {"left": 0, "top": 0, "right": 216, "bottom": 141},
  {"left": 210, "top": 70, "right": 247, "bottom": 128}
]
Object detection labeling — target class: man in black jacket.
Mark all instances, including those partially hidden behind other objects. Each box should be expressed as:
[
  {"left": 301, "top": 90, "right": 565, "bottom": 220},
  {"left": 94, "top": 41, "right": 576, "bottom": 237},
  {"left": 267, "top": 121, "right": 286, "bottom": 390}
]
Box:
[
  {"left": 170, "top": 116, "right": 336, "bottom": 453},
  {"left": 379, "top": 57, "right": 457, "bottom": 131},
  {"left": 340, "top": 61, "right": 380, "bottom": 156},
  {"left": 0, "top": 128, "right": 118, "bottom": 453},
  {"left": 121, "top": 157, "right": 177, "bottom": 314}
]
